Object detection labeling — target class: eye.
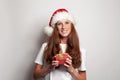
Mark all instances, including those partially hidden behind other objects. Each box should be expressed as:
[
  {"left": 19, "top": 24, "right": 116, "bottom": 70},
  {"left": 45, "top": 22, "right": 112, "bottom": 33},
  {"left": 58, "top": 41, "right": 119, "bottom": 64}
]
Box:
[
  {"left": 65, "top": 21, "right": 70, "bottom": 24},
  {"left": 57, "top": 22, "right": 62, "bottom": 26}
]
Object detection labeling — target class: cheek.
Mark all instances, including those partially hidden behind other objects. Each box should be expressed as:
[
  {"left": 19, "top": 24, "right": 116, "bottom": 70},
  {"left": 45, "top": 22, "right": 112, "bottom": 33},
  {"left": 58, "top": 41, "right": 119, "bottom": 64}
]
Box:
[
  {"left": 57, "top": 26, "right": 62, "bottom": 31},
  {"left": 69, "top": 26, "right": 72, "bottom": 32},
  {"left": 57, "top": 27, "right": 61, "bottom": 32}
]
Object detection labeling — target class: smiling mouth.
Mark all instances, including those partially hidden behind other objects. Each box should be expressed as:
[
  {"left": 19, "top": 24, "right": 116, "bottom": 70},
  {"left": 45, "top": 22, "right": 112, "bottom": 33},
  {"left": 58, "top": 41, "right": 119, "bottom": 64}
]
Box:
[{"left": 61, "top": 30, "right": 68, "bottom": 33}]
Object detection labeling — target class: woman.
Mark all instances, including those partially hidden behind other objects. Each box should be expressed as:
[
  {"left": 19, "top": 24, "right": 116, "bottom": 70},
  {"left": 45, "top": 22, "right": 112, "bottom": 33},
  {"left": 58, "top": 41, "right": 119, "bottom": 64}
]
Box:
[{"left": 33, "top": 8, "right": 86, "bottom": 80}]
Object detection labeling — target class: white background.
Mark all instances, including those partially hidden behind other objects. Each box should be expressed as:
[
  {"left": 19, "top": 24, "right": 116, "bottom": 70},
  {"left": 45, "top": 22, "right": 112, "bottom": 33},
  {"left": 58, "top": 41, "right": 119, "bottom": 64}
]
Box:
[{"left": 0, "top": 0, "right": 120, "bottom": 80}]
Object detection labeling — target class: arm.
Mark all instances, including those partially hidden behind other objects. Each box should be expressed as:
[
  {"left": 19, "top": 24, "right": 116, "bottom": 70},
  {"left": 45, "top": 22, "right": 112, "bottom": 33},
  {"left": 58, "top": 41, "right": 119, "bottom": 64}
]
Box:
[
  {"left": 33, "top": 64, "right": 52, "bottom": 80},
  {"left": 69, "top": 68, "right": 86, "bottom": 80},
  {"left": 33, "top": 60, "right": 59, "bottom": 80}
]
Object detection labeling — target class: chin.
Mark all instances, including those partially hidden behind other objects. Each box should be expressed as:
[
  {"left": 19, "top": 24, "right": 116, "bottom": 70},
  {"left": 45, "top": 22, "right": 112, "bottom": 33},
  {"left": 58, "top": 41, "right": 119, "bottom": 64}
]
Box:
[
  {"left": 60, "top": 33, "right": 70, "bottom": 38},
  {"left": 61, "top": 35, "right": 69, "bottom": 38}
]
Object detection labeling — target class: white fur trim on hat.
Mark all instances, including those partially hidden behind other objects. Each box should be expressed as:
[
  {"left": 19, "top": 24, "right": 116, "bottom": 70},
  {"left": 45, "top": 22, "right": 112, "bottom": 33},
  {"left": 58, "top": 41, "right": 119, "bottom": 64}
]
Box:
[
  {"left": 44, "top": 26, "right": 53, "bottom": 36},
  {"left": 51, "top": 12, "right": 75, "bottom": 27}
]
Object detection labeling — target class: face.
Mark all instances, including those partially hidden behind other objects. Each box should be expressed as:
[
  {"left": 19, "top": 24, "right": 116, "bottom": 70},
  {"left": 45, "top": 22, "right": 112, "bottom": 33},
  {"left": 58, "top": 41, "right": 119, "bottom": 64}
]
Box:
[{"left": 56, "top": 20, "right": 72, "bottom": 38}]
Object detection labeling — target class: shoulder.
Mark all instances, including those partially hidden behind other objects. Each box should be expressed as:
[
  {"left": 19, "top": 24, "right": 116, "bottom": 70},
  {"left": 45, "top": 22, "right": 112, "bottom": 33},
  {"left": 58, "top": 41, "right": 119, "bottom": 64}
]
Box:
[
  {"left": 80, "top": 48, "right": 87, "bottom": 57},
  {"left": 80, "top": 48, "right": 86, "bottom": 53},
  {"left": 39, "top": 42, "right": 48, "bottom": 50},
  {"left": 42, "top": 42, "right": 47, "bottom": 47}
]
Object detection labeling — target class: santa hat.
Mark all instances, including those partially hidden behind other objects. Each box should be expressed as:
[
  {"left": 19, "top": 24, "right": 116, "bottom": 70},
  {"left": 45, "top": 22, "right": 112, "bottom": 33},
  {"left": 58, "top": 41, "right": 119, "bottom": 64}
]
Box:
[{"left": 44, "top": 8, "right": 75, "bottom": 36}]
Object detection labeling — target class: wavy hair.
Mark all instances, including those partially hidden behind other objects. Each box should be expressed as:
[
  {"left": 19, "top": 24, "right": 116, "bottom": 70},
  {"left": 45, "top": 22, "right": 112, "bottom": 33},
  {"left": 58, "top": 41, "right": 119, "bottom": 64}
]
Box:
[{"left": 43, "top": 23, "right": 81, "bottom": 68}]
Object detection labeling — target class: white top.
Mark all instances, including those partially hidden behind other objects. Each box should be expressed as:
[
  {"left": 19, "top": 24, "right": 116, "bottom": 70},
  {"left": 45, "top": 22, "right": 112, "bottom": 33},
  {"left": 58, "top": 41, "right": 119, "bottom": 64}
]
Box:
[{"left": 35, "top": 43, "right": 87, "bottom": 80}]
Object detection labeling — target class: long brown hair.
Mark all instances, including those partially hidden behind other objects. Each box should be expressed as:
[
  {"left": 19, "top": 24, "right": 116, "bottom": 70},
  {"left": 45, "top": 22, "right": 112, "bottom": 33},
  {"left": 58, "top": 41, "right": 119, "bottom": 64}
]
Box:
[{"left": 43, "top": 23, "right": 81, "bottom": 68}]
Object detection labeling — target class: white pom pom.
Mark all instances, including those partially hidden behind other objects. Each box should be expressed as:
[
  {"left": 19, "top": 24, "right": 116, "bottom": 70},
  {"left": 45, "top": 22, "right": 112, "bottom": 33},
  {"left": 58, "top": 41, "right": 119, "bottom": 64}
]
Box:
[{"left": 44, "top": 26, "right": 53, "bottom": 36}]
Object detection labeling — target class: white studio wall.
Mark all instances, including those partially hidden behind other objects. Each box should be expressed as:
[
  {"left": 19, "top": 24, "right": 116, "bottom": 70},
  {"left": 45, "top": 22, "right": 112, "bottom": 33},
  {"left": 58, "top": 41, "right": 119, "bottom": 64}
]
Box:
[{"left": 0, "top": 0, "right": 120, "bottom": 80}]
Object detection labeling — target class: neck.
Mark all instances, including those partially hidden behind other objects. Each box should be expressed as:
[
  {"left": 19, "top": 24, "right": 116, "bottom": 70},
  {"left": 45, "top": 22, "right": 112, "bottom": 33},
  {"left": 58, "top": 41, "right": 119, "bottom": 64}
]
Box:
[{"left": 60, "top": 37, "right": 68, "bottom": 44}]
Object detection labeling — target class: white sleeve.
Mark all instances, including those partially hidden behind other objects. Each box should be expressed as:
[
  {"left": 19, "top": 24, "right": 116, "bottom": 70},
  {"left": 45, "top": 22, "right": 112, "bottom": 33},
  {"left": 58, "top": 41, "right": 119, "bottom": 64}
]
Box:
[
  {"left": 78, "top": 48, "right": 87, "bottom": 71},
  {"left": 34, "top": 43, "right": 47, "bottom": 65}
]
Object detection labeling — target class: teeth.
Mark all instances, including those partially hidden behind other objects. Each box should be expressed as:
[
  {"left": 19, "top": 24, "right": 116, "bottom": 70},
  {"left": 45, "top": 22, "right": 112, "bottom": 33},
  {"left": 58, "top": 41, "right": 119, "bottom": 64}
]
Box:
[
  {"left": 62, "top": 30, "right": 67, "bottom": 32},
  {"left": 62, "top": 30, "right": 67, "bottom": 33}
]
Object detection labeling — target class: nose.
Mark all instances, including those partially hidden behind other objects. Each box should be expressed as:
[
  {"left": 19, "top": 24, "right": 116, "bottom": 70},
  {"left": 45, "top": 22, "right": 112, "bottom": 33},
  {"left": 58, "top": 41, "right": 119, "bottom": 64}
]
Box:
[{"left": 62, "top": 23, "right": 66, "bottom": 28}]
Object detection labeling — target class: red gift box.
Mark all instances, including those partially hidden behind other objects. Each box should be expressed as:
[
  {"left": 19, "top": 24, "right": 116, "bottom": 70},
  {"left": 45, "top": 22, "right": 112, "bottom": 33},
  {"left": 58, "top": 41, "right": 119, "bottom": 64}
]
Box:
[{"left": 55, "top": 54, "right": 69, "bottom": 64}]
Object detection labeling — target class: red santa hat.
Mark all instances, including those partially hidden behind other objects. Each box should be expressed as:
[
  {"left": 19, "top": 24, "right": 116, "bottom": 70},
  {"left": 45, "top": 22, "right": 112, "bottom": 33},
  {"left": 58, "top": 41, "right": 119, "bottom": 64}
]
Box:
[{"left": 44, "top": 8, "right": 75, "bottom": 36}]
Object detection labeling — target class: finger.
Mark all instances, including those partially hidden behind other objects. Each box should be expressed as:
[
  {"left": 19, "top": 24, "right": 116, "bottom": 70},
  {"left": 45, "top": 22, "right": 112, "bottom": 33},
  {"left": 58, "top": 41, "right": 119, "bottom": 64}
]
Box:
[
  {"left": 64, "top": 63, "right": 70, "bottom": 67},
  {"left": 52, "top": 55, "right": 57, "bottom": 60},
  {"left": 65, "top": 60, "right": 72, "bottom": 65},
  {"left": 52, "top": 60, "right": 59, "bottom": 63},
  {"left": 52, "top": 61, "right": 59, "bottom": 67},
  {"left": 67, "top": 55, "right": 72, "bottom": 59},
  {"left": 64, "top": 53, "right": 72, "bottom": 59},
  {"left": 66, "top": 58, "right": 72, "bottom": 64},
  {"left": 52, "top": 63, "right": 58, "bottom": 66}
]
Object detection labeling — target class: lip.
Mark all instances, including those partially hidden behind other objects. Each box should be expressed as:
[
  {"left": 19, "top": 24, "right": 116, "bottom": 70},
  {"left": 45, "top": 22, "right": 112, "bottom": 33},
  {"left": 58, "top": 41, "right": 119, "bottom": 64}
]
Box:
[{"left": 61, "top": 30, "right": 68, "bottom": 33}]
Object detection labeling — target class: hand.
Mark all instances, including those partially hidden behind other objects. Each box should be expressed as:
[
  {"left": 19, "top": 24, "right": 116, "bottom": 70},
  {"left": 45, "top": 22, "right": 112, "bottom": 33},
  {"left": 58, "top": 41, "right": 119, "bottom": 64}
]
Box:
[
  {"left": 64, "top": 54, "right": 74, "bottom": 73},
  {"left": 52, "top": 60, "right": 59, "bottom": 67},
  {"left": 52, "top": 56, "right": 59, "bottom": 68}
]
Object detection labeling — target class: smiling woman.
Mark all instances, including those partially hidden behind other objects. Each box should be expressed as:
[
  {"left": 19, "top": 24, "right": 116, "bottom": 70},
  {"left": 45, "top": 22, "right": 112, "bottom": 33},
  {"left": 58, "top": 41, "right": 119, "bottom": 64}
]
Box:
[{"left": 33, "top": 8, "right": 87, "bottom": 80}]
